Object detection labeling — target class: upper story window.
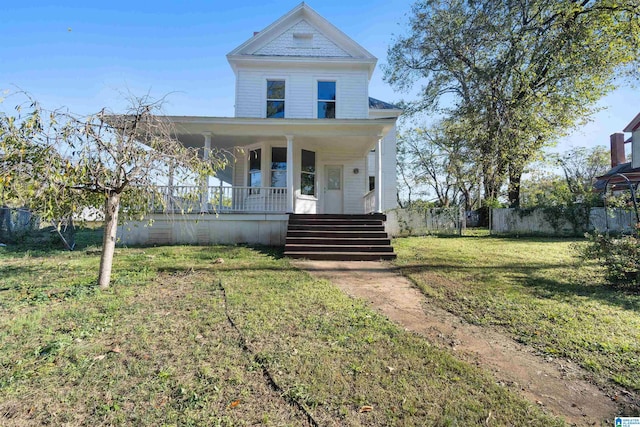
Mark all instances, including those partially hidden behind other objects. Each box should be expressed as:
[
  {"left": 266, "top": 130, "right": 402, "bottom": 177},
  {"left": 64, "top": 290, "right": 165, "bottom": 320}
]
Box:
[
  {"left": 317, "top": 81, "right": 336, "bottom": 119},
  {"left": 266, "top": 80, "right": 285, "bottom": 118}
]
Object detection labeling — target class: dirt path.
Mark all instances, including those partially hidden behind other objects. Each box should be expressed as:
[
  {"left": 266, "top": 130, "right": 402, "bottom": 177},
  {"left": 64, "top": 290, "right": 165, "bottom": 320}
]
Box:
[{"left": 293, "top": 260, "right": 622, "bottom": 427}]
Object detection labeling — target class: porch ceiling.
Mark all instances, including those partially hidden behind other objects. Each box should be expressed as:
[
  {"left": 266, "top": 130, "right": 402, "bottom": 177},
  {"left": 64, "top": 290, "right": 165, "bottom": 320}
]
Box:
[{"left": 168, "top": 116, "right": 396, "bottom": 154}]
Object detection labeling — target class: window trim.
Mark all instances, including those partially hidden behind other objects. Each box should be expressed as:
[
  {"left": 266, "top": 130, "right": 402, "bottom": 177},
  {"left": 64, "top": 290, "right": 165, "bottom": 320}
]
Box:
[{"left": 265, "top": 78, "right": 287, "bottom": 119}]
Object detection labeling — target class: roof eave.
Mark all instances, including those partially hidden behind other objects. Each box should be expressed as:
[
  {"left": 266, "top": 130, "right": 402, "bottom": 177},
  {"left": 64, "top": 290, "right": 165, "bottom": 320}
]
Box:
[
  {"left": 227, "top": 54, "right": 377, "bottom": 77},
  {"left": 623, "top": 112, "right": 640, "bottom": 132}
]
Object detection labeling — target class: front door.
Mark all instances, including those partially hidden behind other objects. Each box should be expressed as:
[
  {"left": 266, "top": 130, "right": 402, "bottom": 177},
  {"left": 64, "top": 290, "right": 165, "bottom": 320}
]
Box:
[{"left": 324, "top": 165, "right": 343, "bottom": 214}]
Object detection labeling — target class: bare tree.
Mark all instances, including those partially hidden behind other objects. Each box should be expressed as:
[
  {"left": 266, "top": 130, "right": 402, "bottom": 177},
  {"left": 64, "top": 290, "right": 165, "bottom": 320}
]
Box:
[{"left": 1, "top": 94, "right": 228, "bottom": 288}]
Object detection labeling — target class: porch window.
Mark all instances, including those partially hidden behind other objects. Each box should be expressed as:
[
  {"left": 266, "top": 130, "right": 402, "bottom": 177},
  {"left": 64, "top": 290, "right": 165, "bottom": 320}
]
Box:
[
  {"left": 301, "top": 149, "right": 316, "bottom": 196},
  {"left": 271, "top": 147, "right": 287, "bottom": 188},
  {"left": 266, "top": 80, "right": 285, "bottom": 118},
  {"left": 248, "top": 148, "right": 261, "bottom": 188},
  {"left": 317, "top": 81, "right": 336, "bottom": 119}
]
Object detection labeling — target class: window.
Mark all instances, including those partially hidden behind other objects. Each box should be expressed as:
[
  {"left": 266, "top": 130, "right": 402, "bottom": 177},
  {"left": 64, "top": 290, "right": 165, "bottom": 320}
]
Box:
[
  {"left": 266, "top": 80, "right": 285, "bottom": 118},
  {"left": 317, "top": 81, "right": 336, "bottom": 119},
  {"left": 301, "top": 150, "right": 316, "bottom": 196},
  {"left": 271, "top": 147, "right": 287, "bottom": 188},
  {"left": 369, "top": 176, "right": 375, "bottom": 191},
  {"left": 248, "top": 149, "right": 262, "bottom": 188}
]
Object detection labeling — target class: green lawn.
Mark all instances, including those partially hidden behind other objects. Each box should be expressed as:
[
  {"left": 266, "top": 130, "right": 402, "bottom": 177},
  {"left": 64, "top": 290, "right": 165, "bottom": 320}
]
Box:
[
  {"left": 393, "top": 234, "right": 640, "bottom": 397},
  {"left": 0, "top": 228, "right": 563, "bottom": 426}
]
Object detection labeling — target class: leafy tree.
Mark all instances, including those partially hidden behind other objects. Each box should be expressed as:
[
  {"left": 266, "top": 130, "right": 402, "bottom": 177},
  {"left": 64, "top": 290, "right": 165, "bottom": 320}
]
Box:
[
  {"left": 520, "top": 146, "right": 610, "bottom": 207},
  {"left": 554, "top": 146, "right": 610, "bottom": 199},
  {"left": 1, "top": 94, "right": 227, "bottom": 289},
  {"left": 398, "top": 127, "right": 458, "bottom": 207},
  {"left": 385, "top": 0, "right": 640, "bottom": 207},
  {"left": 397, "top": 119, "right": 481, "bottom": 209}
]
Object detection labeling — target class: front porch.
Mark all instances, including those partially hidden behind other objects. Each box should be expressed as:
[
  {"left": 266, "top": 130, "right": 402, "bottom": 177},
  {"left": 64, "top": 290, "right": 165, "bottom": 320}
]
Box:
[
  {"left": 147, "top": 184, "right": 380, "bottom": 215},
  {"left": 166, "top": 116, "right": 396, "bottom": 215}
]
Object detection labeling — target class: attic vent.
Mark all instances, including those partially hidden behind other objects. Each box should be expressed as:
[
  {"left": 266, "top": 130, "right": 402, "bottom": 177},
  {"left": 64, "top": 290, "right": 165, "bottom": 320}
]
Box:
[{"left": 293, "top": 32, "right": 313, "bottom": 48}]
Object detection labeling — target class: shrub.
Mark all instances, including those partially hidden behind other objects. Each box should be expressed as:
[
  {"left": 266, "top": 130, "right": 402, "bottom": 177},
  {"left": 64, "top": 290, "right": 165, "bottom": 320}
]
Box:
[{"left": 580, "top": 224, "right": 640, "bottom": 286}]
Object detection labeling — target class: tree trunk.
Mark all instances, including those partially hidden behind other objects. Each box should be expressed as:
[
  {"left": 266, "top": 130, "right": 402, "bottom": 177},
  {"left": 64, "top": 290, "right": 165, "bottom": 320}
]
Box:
[
  {"left": 508, "top": 168, "right": 522, "bottom": 208},
  {"left": 98, "top": 192, "right": 121, "bottom": 289}
]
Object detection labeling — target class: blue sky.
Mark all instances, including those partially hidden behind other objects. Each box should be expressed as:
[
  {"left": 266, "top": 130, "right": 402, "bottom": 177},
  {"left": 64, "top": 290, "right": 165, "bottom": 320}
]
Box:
[{"left": 1, "top": 0, "right": 638, "bottom": 155}]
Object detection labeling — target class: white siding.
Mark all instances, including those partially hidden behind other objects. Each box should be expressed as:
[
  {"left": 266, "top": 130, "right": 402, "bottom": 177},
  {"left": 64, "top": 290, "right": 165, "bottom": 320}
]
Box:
[
  {"left": 235, "top": 66, "right": 369, "bottom": 119},
  {"left": 254, "top": 19, "right": 351, "bottom": 57},
  {"left": 339, "top": 76, "right": 369, "bottom": 119},
  {"left": 118, "top": 214, "right": 288, "bottom": 246}
]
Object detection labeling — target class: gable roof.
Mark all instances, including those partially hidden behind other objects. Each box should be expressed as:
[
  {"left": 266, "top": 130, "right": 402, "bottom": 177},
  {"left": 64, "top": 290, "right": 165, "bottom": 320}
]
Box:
[
  {"left": 227, "top": 3, "right": 377, "bottom": 76},
  {"left": 624, "top": 112, "right": 640, "bottom": 132}
]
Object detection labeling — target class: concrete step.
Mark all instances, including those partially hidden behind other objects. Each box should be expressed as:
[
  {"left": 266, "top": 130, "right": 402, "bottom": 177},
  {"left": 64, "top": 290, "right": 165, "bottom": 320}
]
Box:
[
  {"left": 284, "top": 244, "right": 394, "bottom": 253},
  {"left": 285, "top": 237, "right": 391, "bottom": 246},
  {"left": 286, "top": 230, "right": 389, "bottom": 239},
  {"left": 288, "top": 213, "right": 387, "bottom": 221},
  {"left": 288, "top": 224, "right": 385, "bottom": 231},
  {"left": 284, "top": 251, "right": 397, "bottom": 261},
  {"left": 288, "top": 219, "right": 384, "bottom": 226}
]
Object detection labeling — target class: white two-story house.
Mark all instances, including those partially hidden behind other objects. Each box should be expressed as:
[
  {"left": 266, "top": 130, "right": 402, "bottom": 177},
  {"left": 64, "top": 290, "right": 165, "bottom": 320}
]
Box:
[{"left": 118, "top": 3, "right": 401, "bottom": 250}]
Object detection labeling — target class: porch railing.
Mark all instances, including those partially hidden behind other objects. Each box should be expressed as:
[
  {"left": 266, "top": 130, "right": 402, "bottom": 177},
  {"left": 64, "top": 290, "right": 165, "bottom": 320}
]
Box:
[
  {"left": 363, "top": 189, "right": 377, "bottom": 214},
  {"left": 150, "top": 185, "right": 287, "bottom": 214}
]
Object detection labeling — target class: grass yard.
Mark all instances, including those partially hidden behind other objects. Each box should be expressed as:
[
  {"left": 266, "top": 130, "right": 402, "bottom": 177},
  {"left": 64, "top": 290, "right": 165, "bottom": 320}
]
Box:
[
  {"left": 393, "top": 234, "right": 640, "bottom": 399},
  {"left": 0, "top": 228, "right": 564, "bottom": 426}
]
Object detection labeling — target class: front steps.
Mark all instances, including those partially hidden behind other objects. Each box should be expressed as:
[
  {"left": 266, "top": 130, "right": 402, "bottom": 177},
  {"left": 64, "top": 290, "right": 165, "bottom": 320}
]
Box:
[{"left": 284, "top": 214, "right": 396, "bottom": 261}]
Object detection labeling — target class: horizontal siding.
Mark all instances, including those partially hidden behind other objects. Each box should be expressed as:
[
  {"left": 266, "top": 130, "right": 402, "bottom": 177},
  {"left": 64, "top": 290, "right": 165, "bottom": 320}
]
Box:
[
  {"left": 338, "top": 75, "right": 368, "bottom": 119},
  {"left": 235, "top": 66, "right": 369, "bottom": 119},
  {"left": 235, "top": 69, "right": 263, "bottom": 118}
]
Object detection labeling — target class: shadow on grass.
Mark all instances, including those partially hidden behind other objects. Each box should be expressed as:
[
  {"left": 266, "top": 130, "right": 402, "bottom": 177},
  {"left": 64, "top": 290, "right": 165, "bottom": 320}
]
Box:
[
  {"left": 401, "top": 233, "right": 584, "bottom": 243},
  {"left": 521, "top": 275, "right": 640, "bottom": 312},
  {"left": 251, "top": 245, "right": 285, "bottom": 259},
  {"left": 400, "top": 262, "right": 640, "bottom": 312}
]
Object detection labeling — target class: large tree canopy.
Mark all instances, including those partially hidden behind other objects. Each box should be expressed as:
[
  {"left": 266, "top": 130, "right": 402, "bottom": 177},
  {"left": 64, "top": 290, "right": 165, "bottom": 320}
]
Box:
[{"left": 385, "top": 0, "right": 640, "bottom": 206}]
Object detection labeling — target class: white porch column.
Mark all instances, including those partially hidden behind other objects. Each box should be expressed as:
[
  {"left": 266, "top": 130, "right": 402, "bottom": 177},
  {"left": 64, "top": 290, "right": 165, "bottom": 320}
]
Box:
[
  {"left": 200, "top": 132, "right": 212, "bottom": 213},
  {"left": 286, "top": 135, "right": 294, "bottom": 213},
  {"left": 376, "top": 135, "right": 383, "bottom": 213}
]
